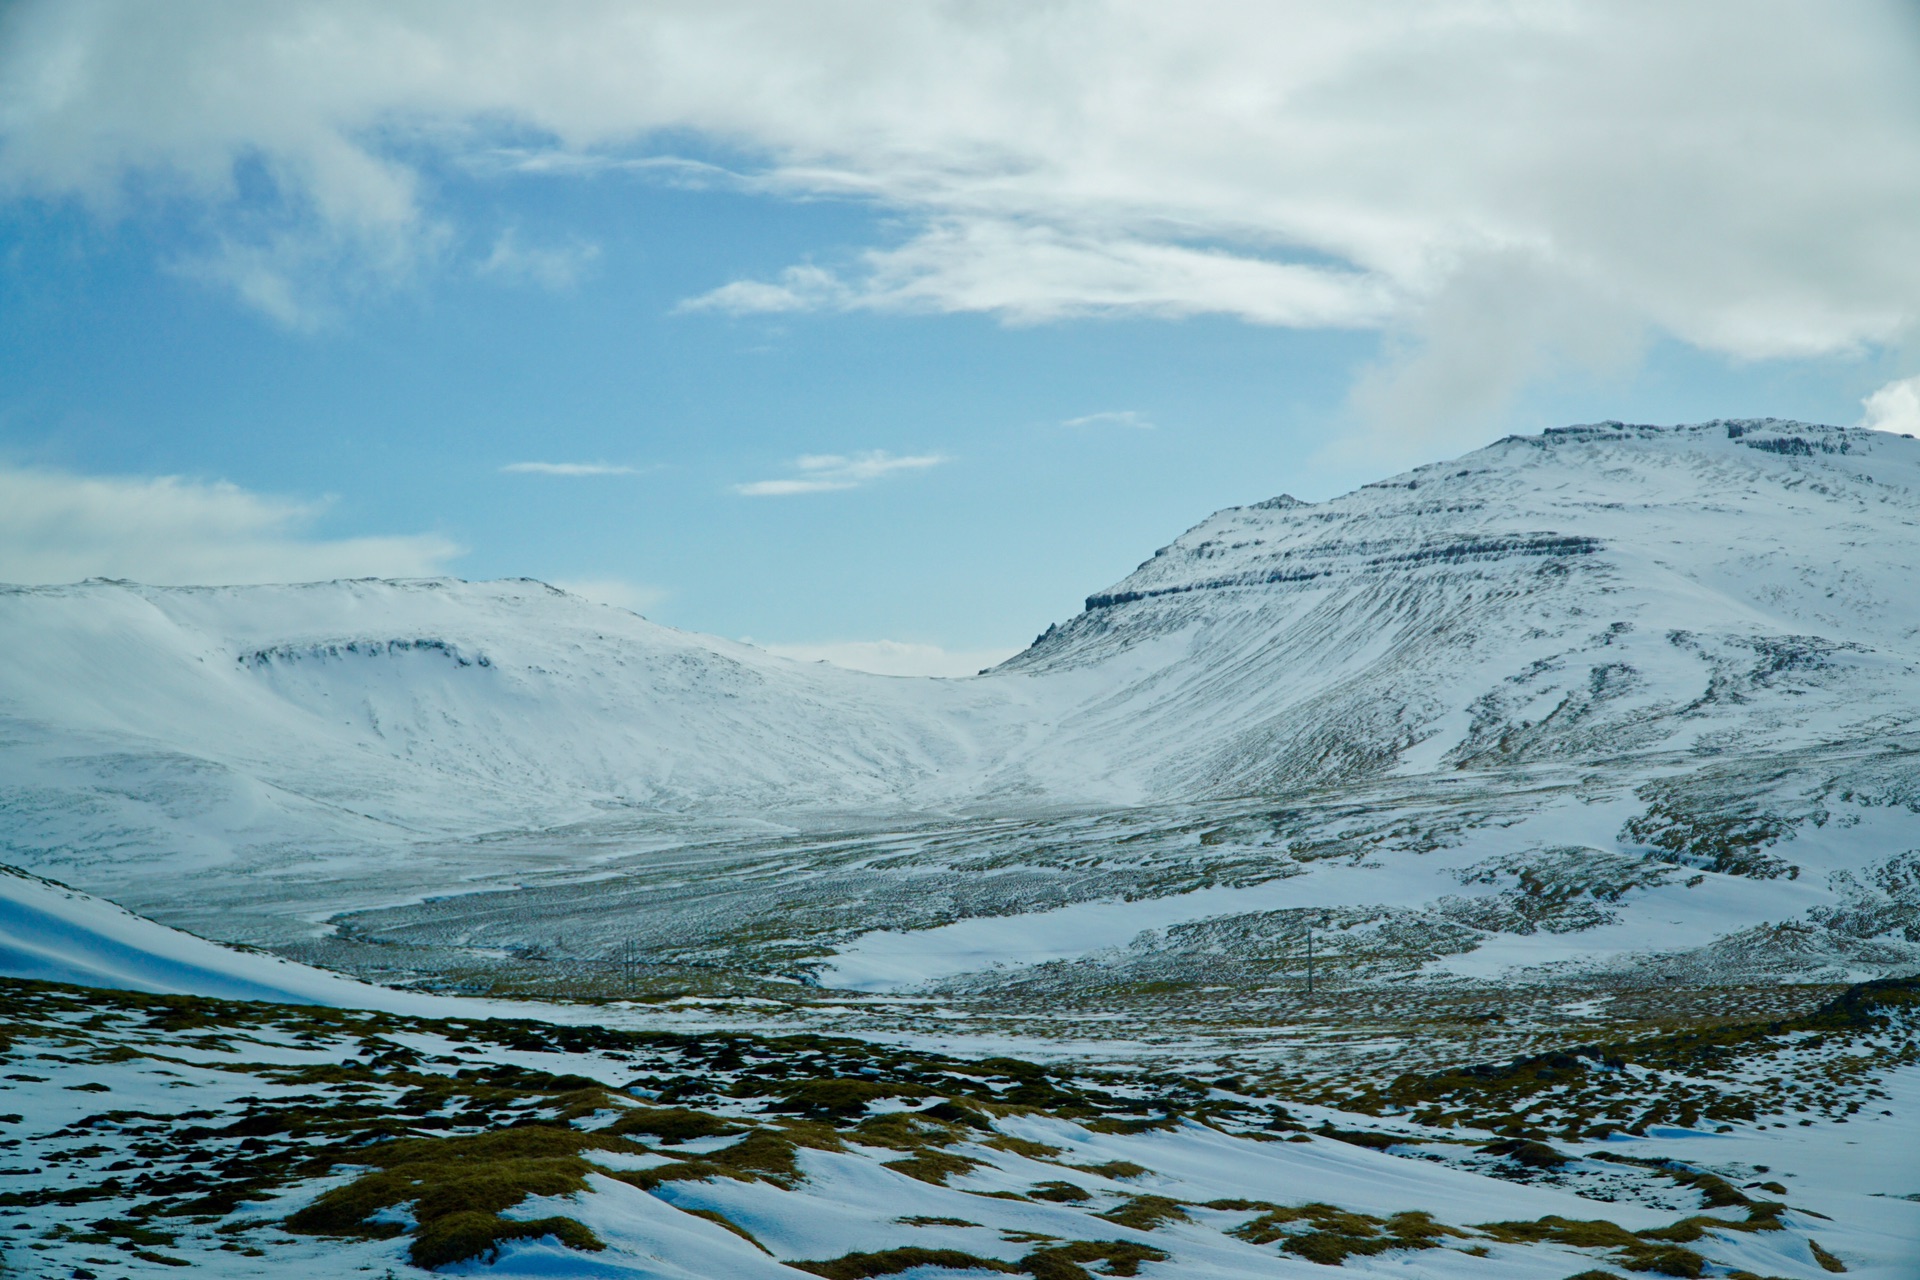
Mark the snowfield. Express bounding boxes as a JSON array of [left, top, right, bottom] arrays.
[[0, 421, 1916, 996], [2, 419, 1919, 1274], [6, 419, 1919, 865], [0, 865, 478, 1013], [2, 966, 1915, 1277], [4, 419, 1920, 1011]]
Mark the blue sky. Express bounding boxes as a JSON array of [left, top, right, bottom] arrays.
[[2, 4, 1917, 672]]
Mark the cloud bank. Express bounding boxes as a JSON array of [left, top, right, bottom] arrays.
[[0, 465, 461, 585], [6, 2, 1920, 426]]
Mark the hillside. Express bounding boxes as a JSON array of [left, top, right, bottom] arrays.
[[998, 418, 1920, 797], [6, 419, 1919, 854], [2, 419, 1918, 1007], [4, 418, 1919, 1275]]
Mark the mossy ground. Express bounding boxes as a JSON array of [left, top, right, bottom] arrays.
[[0, 978, 1238, 1269], [0, 973, 1906, 1274]]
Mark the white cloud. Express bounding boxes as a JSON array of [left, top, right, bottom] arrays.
[[1063, 410, 1152, 430], [733, 450, 948, 497], [682, 226, 1391, 328], [1860, 375, 1920, 435], [552, 577, 666, 615], [171, 237, 328, 331], [500, 461, 647, 476], [474, 150, 743, 188], [477, 229, 600, 290], [680, 264, 848, 315], [0, 465, 461, 585], [7, 3, 1920, 413], [758, 638, 1021, 678], [700, 222, 1395, 329], [1338, 250, 1648, 458]]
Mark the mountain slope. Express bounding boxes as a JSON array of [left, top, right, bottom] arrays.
[[3, 419, 1919, 991], [996, 419, 1920, 799], [0, 576, 1038, 891], [4, 419, 1918, 1277], [0, 865, 460, 1008], [5, 419, 1915, 849]]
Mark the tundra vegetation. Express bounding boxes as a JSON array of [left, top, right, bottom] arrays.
[[0, 974, 1907, 1274]]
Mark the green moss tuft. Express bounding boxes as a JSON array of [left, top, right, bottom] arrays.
[[284, 1126, 634, 1268], [1479, 1137, 1570, 1167], [1623, 1245, 1706, 1277], [792, 1247, 1017, 1278], [1022, 1240, 1168, 1280], [984, 1134, 1063, 1159], [1072, 1160, 1148, 1180], [884, 1150, 982, 1186], [1027, 1180, 1092, 1203], [1096, 1195, 1188, 1231], [1809, 1239, 1847, 1273], [606, 1106, 744, 1144], [854, 1111, 965, 1152], [773, 1078, 924, 1119], [409, 1212, 604, 1270]]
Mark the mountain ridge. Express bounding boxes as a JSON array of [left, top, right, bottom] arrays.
[[5, 418, 1920, 997], [991, 418, 1920, 800], [6, 418, 1918, 822]]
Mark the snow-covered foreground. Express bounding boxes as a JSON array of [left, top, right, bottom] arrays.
[[2, 972, 1914, 1278], [0, 799, 1914, 1277]]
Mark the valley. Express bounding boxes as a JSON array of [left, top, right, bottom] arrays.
[[3, 419, 1918, 1275]]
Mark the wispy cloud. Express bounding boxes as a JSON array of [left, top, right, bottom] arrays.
[[678, 265, 848, 316], [167, 224, 442, 333], [687, 223, 1395, 330], [476, 229, 600, 290], [500, 461, 648, 477], [1062, 410, 1153, 430], [469, 149, 750, 190], [0, 465, 460, 585], [733, 451, 948, 497]]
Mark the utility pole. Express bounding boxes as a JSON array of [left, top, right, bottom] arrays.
[[1305, 915, 1315, 999], [1305, 912, 1328, 1000]]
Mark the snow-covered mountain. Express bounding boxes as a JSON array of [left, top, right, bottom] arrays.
[[3, 418, 1919, 990], [0, 576, 1035, 881], [9, 419, 1918, 832], [7, 419, 1918, 1279], [998, 418, 1920, 798]]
